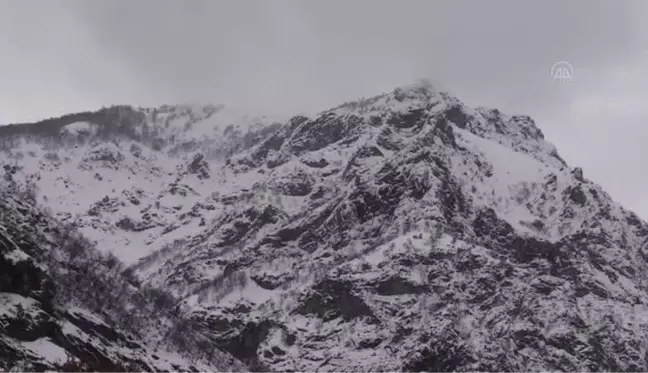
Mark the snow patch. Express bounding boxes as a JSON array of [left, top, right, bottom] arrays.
[[22, 338, 68, 364], [60, 121, 97, 136]]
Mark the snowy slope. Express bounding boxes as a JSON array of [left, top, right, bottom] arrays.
[[1, 104, 283, 265]]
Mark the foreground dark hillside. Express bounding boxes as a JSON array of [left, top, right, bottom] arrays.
[[0, 175, 245, 371]]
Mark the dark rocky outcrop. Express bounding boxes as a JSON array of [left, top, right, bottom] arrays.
[[295, 278, 378, 324], [187, 153, 210, 180], [371, 276, 427, 296], [289, 114, 363, 155]]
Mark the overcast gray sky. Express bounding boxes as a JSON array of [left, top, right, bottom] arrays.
[[2, 0, 648, 219]]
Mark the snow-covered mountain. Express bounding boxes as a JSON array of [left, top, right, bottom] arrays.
[[3, 80, 648, 371]]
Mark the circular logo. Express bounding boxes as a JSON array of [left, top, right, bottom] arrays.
[[551, 61, 574, 82]]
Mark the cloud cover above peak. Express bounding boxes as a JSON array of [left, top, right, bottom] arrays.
[[2, 0, 648, 218]]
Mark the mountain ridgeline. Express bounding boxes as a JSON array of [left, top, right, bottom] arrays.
[[2, 82, 648, 371]]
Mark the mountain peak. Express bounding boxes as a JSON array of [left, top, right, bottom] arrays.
[[323, 78, 442, 116], [393, 78, 438, 98]]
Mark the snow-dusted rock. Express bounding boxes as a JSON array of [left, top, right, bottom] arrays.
[[2, 83, 648, 371]]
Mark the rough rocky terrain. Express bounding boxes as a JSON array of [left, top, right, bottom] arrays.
[[2, 81, 648, 371]]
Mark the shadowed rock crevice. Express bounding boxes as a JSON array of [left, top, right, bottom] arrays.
[[295, 278, 378, 324]]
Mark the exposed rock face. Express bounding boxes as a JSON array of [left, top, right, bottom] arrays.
[[572, 166, 585, 182], [296, 278, 379, 324], [1, 82, 648, 371], [187, 153, 210, 180]]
